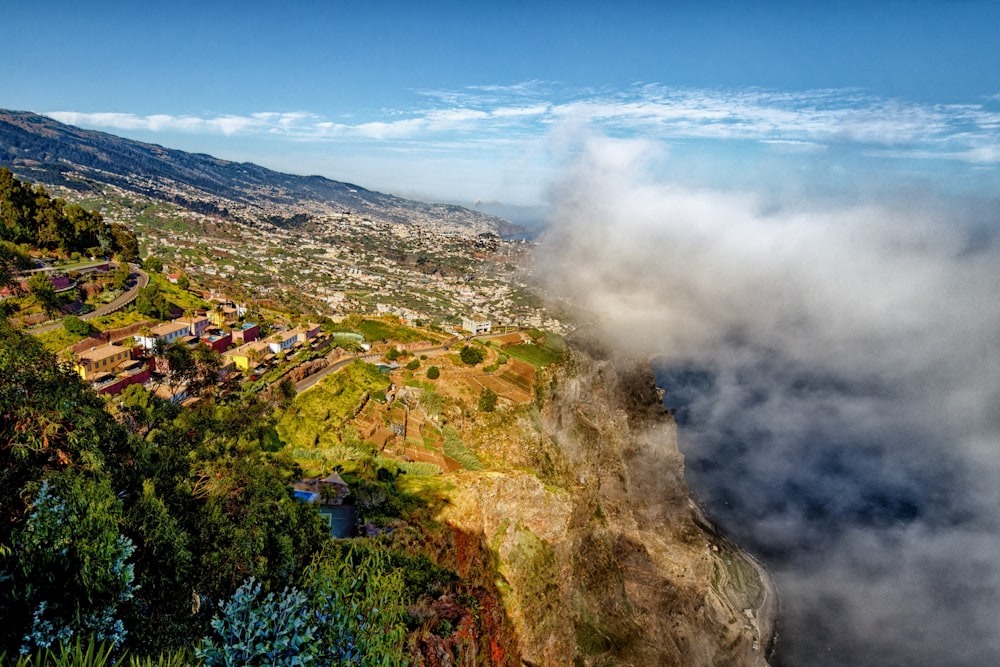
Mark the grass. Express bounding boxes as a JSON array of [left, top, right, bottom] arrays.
[[442, 426, 484, 471], [276, 361, 389, 452], [37, 328, 86, 353], [147, 273, 210, 310], [329, 315, 434, 344], [504, 342, 564, 369], [91, 309, 151, 330]]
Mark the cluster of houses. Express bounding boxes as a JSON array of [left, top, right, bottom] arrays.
[[72, 312, 324, 401], [223, 322, 321, 375]]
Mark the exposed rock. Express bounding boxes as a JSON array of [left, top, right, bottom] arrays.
[[431, 346, 773, 666]]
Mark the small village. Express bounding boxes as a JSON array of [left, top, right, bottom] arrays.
[[50, 179, 567, 334]]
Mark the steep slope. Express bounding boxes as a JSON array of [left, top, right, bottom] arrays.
[[416, 345, 775, 666], [0, 110, 519, 235]]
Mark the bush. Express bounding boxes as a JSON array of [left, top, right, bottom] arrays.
[[141, 257, 163, 273], [198, 546, 408, 667], [63, 316, 96, 337], [405, 359, 420, 371], [478, 388, 498, 413], [197, 579, 328, 666], [426, 366, 440, 380], [459, 345, 484, 365]]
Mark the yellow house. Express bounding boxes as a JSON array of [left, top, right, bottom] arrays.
[[75, 344, 132, 380], [224, 340, 270, 372]]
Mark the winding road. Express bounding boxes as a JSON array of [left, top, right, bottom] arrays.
[[28, 264, 149, 336]]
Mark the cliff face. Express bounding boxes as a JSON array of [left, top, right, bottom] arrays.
[[427, 348, 773, 666]]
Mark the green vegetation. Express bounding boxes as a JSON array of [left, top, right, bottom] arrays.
[[275, 361, 389, 454], [141, 256, 163, 273], [0, 320, 328, 658], [328, 315, 428, 344], [0, 169, 138, 261], [503, 331, 567, 369], [145, 274, 208, 310], [0, 636, 194, 666], [426, 365, 440, 380], [459, 344, 485, 365], [442, 426, 484, 471], [90, 310, 150, 331], [198, 545, 407, 666], [478, 387, 498, 413], [63, 315, 96, 337]]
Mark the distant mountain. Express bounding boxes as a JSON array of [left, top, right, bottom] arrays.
[[0, 110, 520, 236]]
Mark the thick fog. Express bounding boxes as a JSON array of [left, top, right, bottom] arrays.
[[535, 135, 1000, 666]]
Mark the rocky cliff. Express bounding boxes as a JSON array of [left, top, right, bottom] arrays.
[[410, 345, 774, 666]]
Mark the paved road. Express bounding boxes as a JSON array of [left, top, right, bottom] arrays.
[[28, 264, 149, 336]]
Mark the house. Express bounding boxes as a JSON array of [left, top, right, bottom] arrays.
[[185, 315, 211, 337], [224, 340, 271, 371], [93, 360, 151, 396], [74, 344, 132, 380], [267, 330, 299, 354], [461, 314, 492, 335], [136, 321, 190, 350], [295, 323, 322, 343], [202, 330, 233, 353], [293, 472, 355, 538], [231, 322, 259, 344]]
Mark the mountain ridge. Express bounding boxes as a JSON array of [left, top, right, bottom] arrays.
[[0, 109, 520, 236]]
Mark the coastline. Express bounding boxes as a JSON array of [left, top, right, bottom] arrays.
[[689, 495, 780, 664]]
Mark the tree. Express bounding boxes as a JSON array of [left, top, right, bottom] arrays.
[[112, 262, 130, 290], [9, 473, 137, 653], [27, 272, 60, 318], [136, 283, 170, 319], [118, 384, 176, 438], [164, 341, 194, 389], [276, 376, 297, 408], [0, 241, 31, 316], [176, 273, 190, 291], [189, 342, 222, 396], [459, 344, 484, 365], [426, 365, 440, 380], [0, 320, 139, 654], [478, 387, 498, 413], [63, 315, 95, 337], [385, 347, 400, 362], [141, 256, 163, 273]]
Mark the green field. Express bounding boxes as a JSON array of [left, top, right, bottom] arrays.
[[503, 332, 567, 368], [276, 360, 389, 453]]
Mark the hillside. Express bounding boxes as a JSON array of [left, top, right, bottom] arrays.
[[0, 110, 521, 236]]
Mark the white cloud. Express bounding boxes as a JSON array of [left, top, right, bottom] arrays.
[[47, 83, 1000, 167]]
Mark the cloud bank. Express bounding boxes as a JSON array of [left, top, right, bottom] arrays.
[[535, 135, 1000, 666]]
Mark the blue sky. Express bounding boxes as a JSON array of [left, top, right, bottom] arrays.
[[3, 1, 1000, 206]]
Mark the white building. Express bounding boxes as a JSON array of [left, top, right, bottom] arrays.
[[136, 321, 191, 350], [461, 315, 492, 335]]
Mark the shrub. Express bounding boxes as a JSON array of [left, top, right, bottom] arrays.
[[63, 316, 96, 337], [478, 388, 498, 413], [426, 366, 440, 380], [405, 359, 420, 371], [459, 345, 484, 365], [198, 546, 409, 667]]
